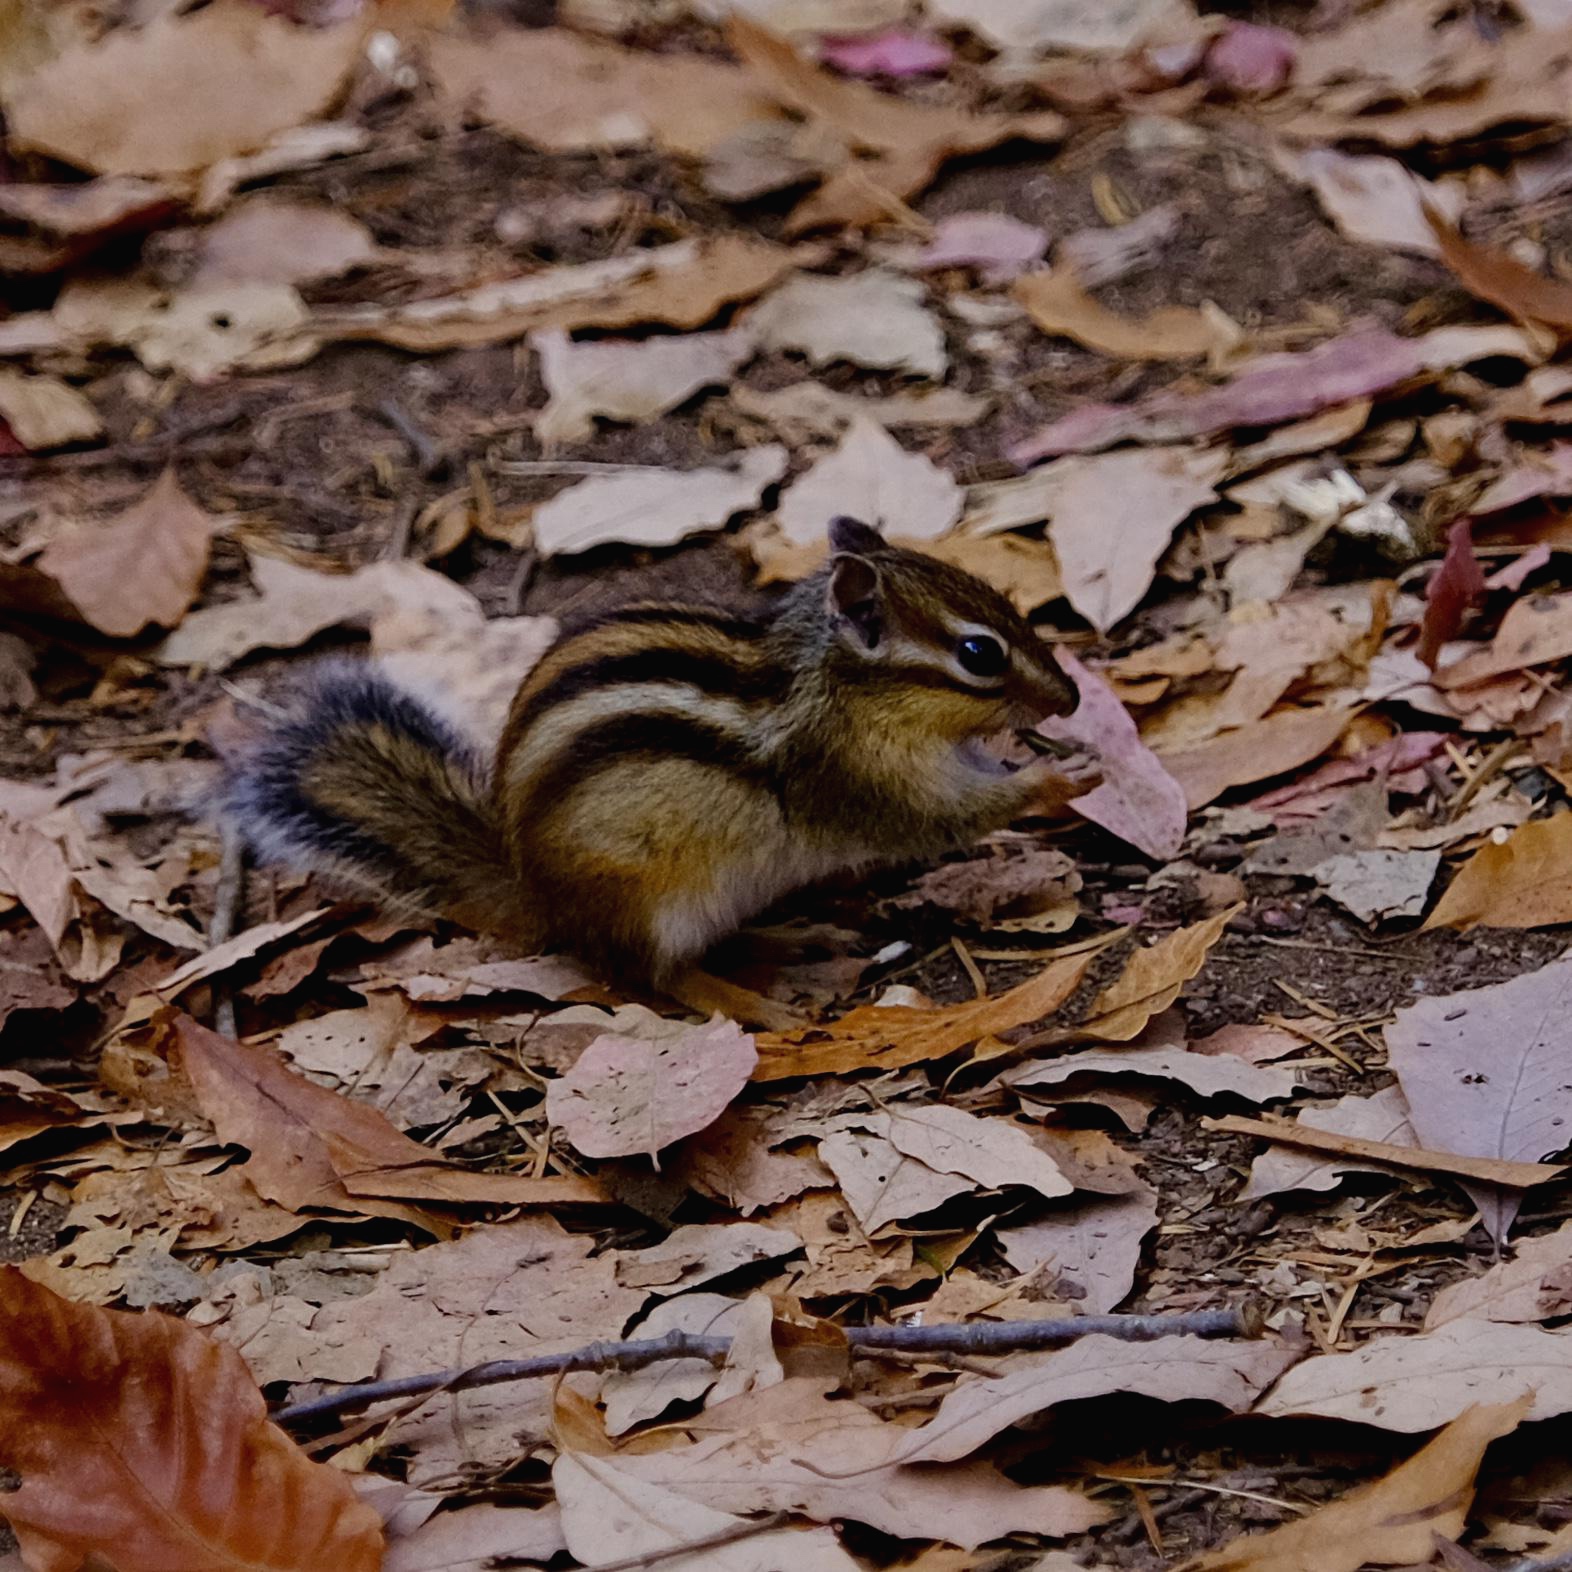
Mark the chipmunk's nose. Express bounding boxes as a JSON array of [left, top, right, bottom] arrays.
[[1019, 649, 1079, 720]]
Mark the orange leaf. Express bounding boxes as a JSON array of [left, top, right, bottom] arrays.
[[0, 1267, 382, 1572], [1426, 203, 1572, 332], [1425, 811, 1572, 931], [751, 947, 1095, 1081]]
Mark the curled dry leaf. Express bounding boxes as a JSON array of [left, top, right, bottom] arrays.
[[752, 945, 1095, 1080], [1280, 147, 1463, 257], [1038, 650, 1188, 859], [1015, 267, 1238, 362], [1419, 518, 1486, 668], [29, 468, 216, 638], [820, 1125, 973, 1231], [1425, 811, 1572, 931], [546, 1015, 757, 1160], [602, 1293, 750, 1435], [1386, 958, 1572, 1242], [1426, 1218, 1572, 1330], [915, 210, 1049, 284], [614, 1221, 802, 1294], [531, 445, 788, 557], [1003, 1044, 1298, 1105], [1427, 203, 1572, 331], [0, 1267, 383, 1572], [1239, 1084, 1416, 1201], [533, 325, 757, 446], [1436, 589, 1572, 688], [1158, 705, 1353, 811], [997, 1184, 1159, 1314], [1177, 1400, 1529, 1571], [5, 4, 368, 177], [775, 417, 961, 545], [751, 269, 948, 377]]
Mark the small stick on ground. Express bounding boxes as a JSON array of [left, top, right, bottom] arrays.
[[272, 1304, 1258, 1426], [209, 824, 245, 1039], [377, 396, 446, 477]]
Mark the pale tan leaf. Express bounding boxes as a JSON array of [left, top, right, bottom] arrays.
[[750, 270, 948, 377], [1003, 1045, 1298, 1104], [0, 368, 100, 450], [602, 1294, 749, 1436], [1425, 813, 1572, 931], [776, 417, 962, 545], [615, 1221, 802, 1294], [1427, 1219, 1572, 1329], [996, 1185, 1159, 1314], [1073, 907, 1238, 1042], [191, 197, 379, 287], [6, 4, 368, 178], [1015, 267, 1239, 362], [383, 1503, 566, 1572], [820, 1126, 973, 1232], [881, 1103, 1073, 1200], [928, 0, 1201, 52], [1239, 1084, 1416, 1201], [1158, 706, 1353, 811]]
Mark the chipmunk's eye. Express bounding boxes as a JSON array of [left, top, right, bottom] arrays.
[[956, 634, 1008, 678]]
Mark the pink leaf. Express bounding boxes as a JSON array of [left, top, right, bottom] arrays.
[[819, 29, 953, 77], [1009, 326, 1427, 464], [1205, 21, 1297, 95], [1249, 732, 1449, 819], [1038, 650, 1188, 861], [916, 211, 1049, 285], [1419, 518, 1487, 668], [1485, 543, 1552, 593]]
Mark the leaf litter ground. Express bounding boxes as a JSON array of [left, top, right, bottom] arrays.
[[15, 4, 1572, 1570]]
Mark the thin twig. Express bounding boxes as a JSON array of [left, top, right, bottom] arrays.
[[209, 824, 245, 1039], [377, 397, 446, 477], [578, 1511, 791, 1572], [506, 548, 540, 614], [272, 1306, 1258, 1426]]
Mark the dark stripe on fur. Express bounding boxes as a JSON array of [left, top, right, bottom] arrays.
[[573, 604, 771, 641], [516, 646, 793, 727]]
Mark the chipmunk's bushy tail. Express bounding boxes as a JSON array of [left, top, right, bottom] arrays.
[[220, 660, 516, 933]]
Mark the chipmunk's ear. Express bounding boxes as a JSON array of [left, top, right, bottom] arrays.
[[827, 522, 883, 651], [828, 516, 885, 557]]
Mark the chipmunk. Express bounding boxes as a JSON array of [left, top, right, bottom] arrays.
[[222, 517, 1097, 1027]]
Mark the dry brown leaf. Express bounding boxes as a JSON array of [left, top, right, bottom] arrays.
[[996, 1184, 1159, 1314], [0, 1267, 383, 1571], [1427, 204, 1572, 332], [615, 1221, 802, 1294], [6, 3, 368, 178], [1259, 1325, 1562, 1431], [1070, 907, 1237, 1042], [1387, 958, 1572, 1242], [752, 947, 1094, 1080], [382, 1502, 566, 1572], [328, 234, 804, 352], [1177, 1400, 1529, 1571], [1425, 812, 1572, 931], [157, 552, 479, 670], [172, 1013, 606, 1219], [1158, 706, 1353, 811], [751, 269, 947, 377], [603, 1376, 1111, 1547], [0, 368, 101, 450], [546, 1015, 756, 1160], [1005, 1044, 1298, 1105], [1437, 590, 1572, 688], [1279, 147, 1463, 257], [820, 1125, 973, 1231], [155, 908, 332, 997], [190, 196, 379, 288], [930, 0, 1201, 51], [428, 25, 779, 158], [776, 417, 961, 544], [533, 326, 756, 446], [33, 469, 216, 638], [1015, 267, 1238, 361], [602, 1293, 750, 1435], [1238, 1084, 1415, 1200], [1426, 1219, 1572, 1329], [1207, 1113, 1567, 1191]]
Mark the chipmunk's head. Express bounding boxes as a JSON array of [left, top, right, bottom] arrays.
[[820, 516, 1078, 776]]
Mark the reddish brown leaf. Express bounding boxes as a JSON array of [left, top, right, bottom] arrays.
[[0, 1267, 383, 1572], [1427, 203, 1572, 331], [1425, 812, 1572, 931], [1419, 517, 1486, 668]]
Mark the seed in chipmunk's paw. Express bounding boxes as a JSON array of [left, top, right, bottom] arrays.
[[1018, 730, 1077, 760]]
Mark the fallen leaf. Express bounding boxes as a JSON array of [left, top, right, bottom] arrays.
[[1387, 958, 1572, 1242], [0, 368, 101, 450], [428, 25, 778, 157], [1425, 813, 1572, 931], [1159, 706, 1352, 811], [1056, 203, 1180, 287], [5, 4, 368, 178], [602, 1293, 750, 1435], [1205, 19, 1297, 94], [1315, 848, 1440, 924], [732, 380, 988, 440], [1239, 1085, 1416, 1200], [1280, 147, 1463, 256], [1015, 267, 1238, 362], [674, 1105, 833, 1215], [32, 469, 216, 638], [1420, 518, 1486, 668], [382, 1502, 567, 1572], [1258, 1323, 1564, 1431], [752, 947, 1094, 1080], [1178, 1400, 1529, 1570], [156, 552, 480, 669], [1208, 1113, 1565, 1192], [915, 211, 1049, 284], [929, 0, 1201, 53], [1003, 1044, 1298, 1104], [614, 1221, 802, 1293], [1426, 1219, 1572, 1329], [1010, 326, 1429, 463], [155, 908, 332, 996], [776, 417, 961, 545], [531, 445, 787, 557], [546, 1016, 757, 1160], [820, 1125, 974, 1231], [555, 1451, 863, 1571], [328, 234, 804, 352], [820, 28, 954, 76], [893, 844, 1080, 923], [533, 326, 756, 445], [997, 1184, 1159, 1313], [886, 1332, 1298, 1466], [1437, 590, 1572, 688], [1428, 204, 1572, 331], [1038, 650, 1188, 858], [605, 1376, 1110, 1547], [751, 269, 948, 377], [1067, 908, 1237, 1043], [173, 1013, 605, 1219], [0, 1267, 383, 1571], [190, 196, 379, 287]]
